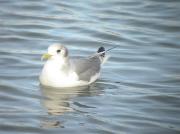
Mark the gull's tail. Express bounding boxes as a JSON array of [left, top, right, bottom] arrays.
[[97, 46, 117, 64]]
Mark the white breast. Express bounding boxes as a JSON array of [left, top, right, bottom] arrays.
[[40, 60, 92, 87]]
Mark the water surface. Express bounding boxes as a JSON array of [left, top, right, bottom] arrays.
[[0, 0, 180, 133]]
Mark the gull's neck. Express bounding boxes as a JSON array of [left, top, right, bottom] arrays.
[[46, 56, 70, 72]]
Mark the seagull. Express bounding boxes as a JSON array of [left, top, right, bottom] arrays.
[[40, 43, 115, 88]]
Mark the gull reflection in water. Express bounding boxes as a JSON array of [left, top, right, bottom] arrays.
[[40, 82, 105, 116], [39, 81, 108, 128]]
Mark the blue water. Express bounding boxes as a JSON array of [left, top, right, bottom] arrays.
[[0, 0, 180, 133]]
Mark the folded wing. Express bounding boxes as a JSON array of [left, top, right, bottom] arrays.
[[70, 56, 101, 82]]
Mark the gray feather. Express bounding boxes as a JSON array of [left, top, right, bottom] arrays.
[[70, 56, 101, 81]]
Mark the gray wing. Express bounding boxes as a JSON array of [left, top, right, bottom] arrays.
[[70, 56, 101, 81]]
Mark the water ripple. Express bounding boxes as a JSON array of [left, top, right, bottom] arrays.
[[0, 0, 180, 133]]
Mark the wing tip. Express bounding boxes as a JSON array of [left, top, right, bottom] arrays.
[[97, 47, 105, 57]]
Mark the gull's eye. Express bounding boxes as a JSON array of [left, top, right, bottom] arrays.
[[57, 49, 61, 53]]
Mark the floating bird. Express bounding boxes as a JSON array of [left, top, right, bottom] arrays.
[[40, 43, 115, 88]]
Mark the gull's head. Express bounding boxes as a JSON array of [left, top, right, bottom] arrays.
[[41, 43, 68, 61]]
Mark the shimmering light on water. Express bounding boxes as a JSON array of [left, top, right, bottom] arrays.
[[0, 0, 180, 133]]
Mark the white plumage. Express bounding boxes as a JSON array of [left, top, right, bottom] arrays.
[[39, 43, 109, 88]]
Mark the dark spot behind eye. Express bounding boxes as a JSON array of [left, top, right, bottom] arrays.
[[57, 50, 61, 53]]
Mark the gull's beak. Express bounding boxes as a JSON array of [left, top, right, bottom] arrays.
[[41, 53, 52, 61]]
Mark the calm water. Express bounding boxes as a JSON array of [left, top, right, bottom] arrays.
[[0, 0, 180, 133]]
